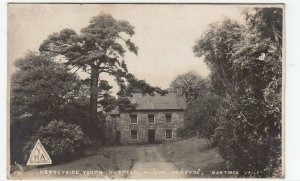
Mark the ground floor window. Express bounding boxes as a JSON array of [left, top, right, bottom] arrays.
[[165, 129, 173, 139], [131, 130, 138, 140]]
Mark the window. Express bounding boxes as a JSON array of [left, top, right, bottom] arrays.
[[165, 130, 173, 139], [131, 130, 138, 140], [166, 114, 172, 122], [148, 114, 155, 123], [130, 114, 138, 124]]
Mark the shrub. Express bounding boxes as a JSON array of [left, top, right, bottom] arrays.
[[23, 120, 91, 164], [176, 127, 196, 139], [211, 96, 282, 177]]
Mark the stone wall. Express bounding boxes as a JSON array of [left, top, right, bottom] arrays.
[[105, 114, 119, 144], [105, 110, 185, 144]]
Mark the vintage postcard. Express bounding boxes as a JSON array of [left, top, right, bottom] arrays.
[[8, 3, 284, 179]]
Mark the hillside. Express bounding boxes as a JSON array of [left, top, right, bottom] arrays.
[[158, 137, 230, 178]]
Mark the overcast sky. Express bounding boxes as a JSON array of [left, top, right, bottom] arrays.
[[8, 4, 248, 91]]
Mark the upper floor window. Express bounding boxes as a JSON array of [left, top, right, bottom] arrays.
[[148, 114, 155, 124], [130, 114, 138, 124], [131, 130, 138, 140], [165, 129, 173, 139], [166, 113, 172, 122]]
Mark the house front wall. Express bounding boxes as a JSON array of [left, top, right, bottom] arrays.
[[115, 110, 184, 144]]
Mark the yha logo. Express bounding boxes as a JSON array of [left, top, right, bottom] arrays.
[[26, 139, 52, 166]]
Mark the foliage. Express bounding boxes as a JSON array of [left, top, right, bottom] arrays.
[[184, 90, 219, 146], [39, 13, 163, 139], [193, 8, 282, 177], [170, 71, 209, 98], [194, 19, 244, 96], [39, 13, 139, 138], [59, 96, 90, 131], [245, 8, 282, 48], [118, 73, 168, 97], [170, 71, 218, 145], [11, 52, 80, 126], [10, 52, 83, 164], [23, 120, 91, 164]]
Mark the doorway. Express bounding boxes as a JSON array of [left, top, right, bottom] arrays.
[[148, 130, 155, 143]]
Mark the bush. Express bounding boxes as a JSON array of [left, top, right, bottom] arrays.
[[23, 120, 91, 164], [211, 96, 282, 177], [176, 127, 197, 139]]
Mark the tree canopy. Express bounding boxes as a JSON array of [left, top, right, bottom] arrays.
[[170, 71, 209, 99], [170, 71, 218, 145], [10, 52, 84, 164], [11, 52, 80, 127], [39, 13, 163, 139], [193, 8, 282, 177]]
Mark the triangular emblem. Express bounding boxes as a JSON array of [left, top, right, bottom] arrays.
[[26, 139, 52, 166]]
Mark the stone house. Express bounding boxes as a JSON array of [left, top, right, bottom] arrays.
[[105, 92, 186, 144]]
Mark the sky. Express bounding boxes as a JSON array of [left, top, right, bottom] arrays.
[[8, 4, 247, 91]]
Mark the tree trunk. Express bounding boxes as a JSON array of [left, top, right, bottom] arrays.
[[90, 66, 99, 139]]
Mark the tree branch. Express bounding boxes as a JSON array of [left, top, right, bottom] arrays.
[[72, 66, 81, 75]]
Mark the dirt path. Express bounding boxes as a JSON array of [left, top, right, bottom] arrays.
[[11, 144, 184, 179], [128, 145, 184, 178]]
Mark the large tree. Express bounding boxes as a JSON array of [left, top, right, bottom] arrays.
[[10, 52, 81, 163], [170, 72, 218, 144], [193, 8, 282, 177], [170, 71, 210, 99], [39, 13, 140, 139], [11, 52, 80, 129]]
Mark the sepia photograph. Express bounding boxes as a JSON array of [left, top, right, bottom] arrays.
[[7, 3, 284, 179]]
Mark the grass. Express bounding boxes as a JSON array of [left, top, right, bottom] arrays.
[[10, 145, 138, 179], [11, 138, 232, 179], [158, 137, 227, 178]]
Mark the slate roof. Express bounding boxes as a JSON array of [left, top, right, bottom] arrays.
[[128, 93, 186, 110]]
